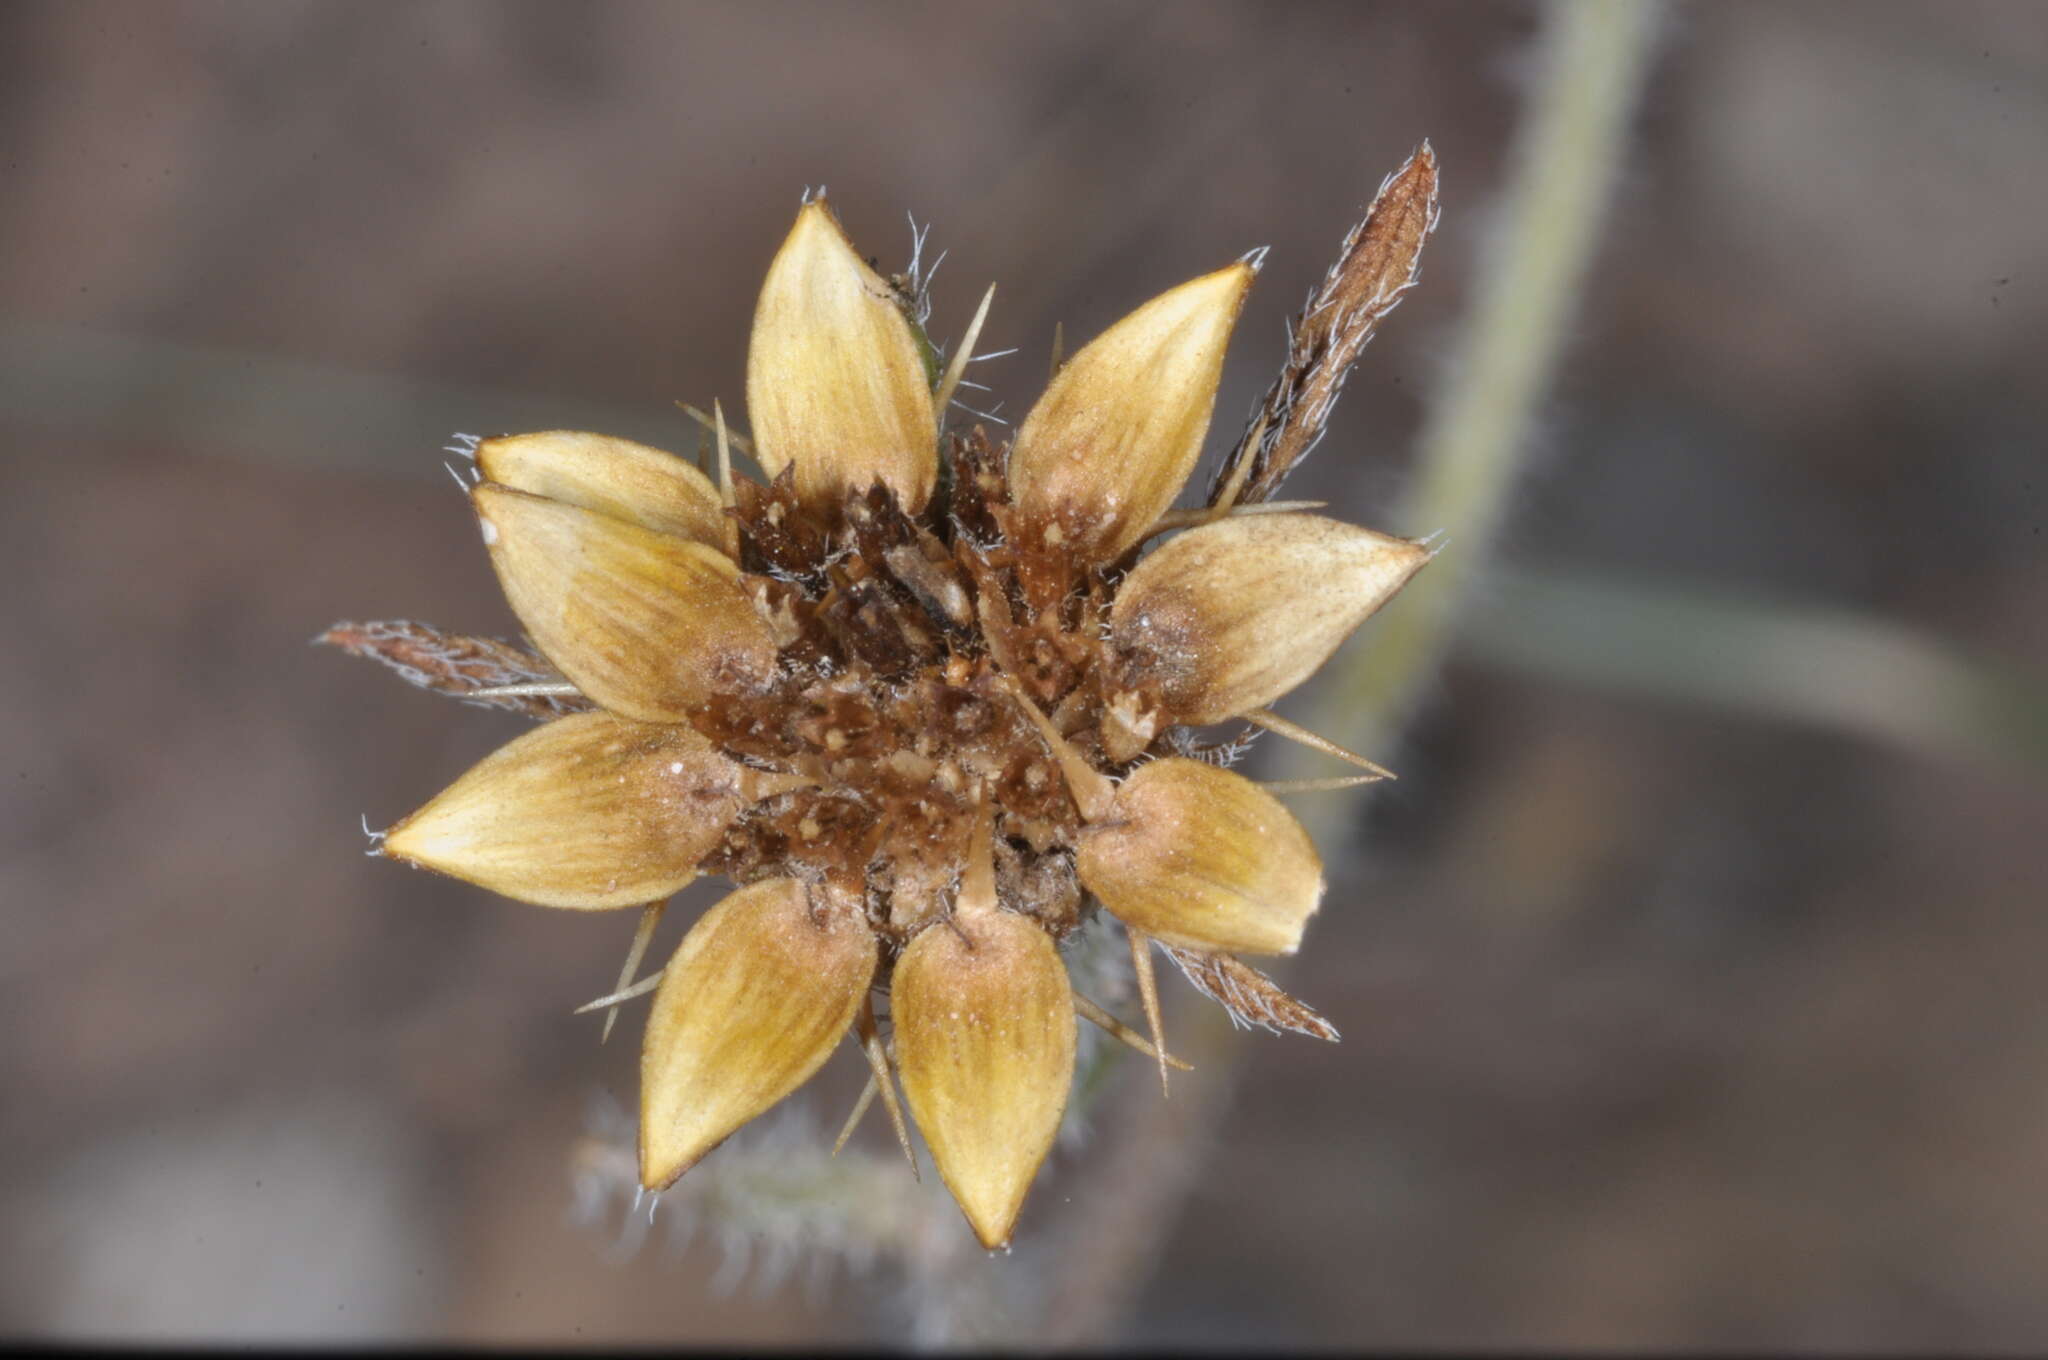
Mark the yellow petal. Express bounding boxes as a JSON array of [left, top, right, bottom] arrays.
[[745, 198, 937, 515], [1009, 263, 1252, 563], [476, 431, 727, 549], [382, 711, 744, 909], [474, 483, 776, 723], [1108, 513, 1431, 724], [1076, 758, 1323, 955], [893, 910, 1075, 1249], [640, 879, 876, 1188]]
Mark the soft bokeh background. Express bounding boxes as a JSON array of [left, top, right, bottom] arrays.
[[4, 0, 2046, 1348]]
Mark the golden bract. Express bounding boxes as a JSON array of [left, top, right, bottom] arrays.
[[348, 178, 1436, 1250]]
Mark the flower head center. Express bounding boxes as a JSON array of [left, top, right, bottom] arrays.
[[692, 432, 1123, 946]]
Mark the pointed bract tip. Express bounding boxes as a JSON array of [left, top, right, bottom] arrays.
[[471, 483, 774, 722], [748, 190, 938, 514], [893, 912, 1074, 1252], [1077, 759, 1323, 956], [1007, 260, 1254, 563], [378, 711, 744, 909], [1108, 513, 1432, 725], [640, 879, 876, 1191]]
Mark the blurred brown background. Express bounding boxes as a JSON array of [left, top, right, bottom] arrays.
[[4, 0, 2046, 1348]]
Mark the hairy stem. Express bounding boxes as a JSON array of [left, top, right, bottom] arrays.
[[1286, 0, 1664, 828], [1021, 1, 1667, 1343]]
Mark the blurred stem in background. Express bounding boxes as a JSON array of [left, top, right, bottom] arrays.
[[1016, 2, 1666, 1345], [1284, 0, 1666, 827], [1472, 567, 2048, 775]]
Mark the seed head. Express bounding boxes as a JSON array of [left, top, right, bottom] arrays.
[[328, 150, 1441, 1250]]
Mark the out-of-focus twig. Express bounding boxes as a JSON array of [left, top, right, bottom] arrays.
[[1467, 567, 2048, 774]]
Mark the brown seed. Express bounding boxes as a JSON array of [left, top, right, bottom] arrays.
[[1007, 264, 1253, 564], [382, 711, 745, 909], [746, 198, 938, 515], [640, 878, 876, 1189], [894, 909, 1075, 1249], [474, 484, 777, 723], [1076, 757, 1324, 955], [1108, 512, 1430, 724]]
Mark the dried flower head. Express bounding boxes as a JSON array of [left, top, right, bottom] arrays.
[[326, 148, 1439, 1249]]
